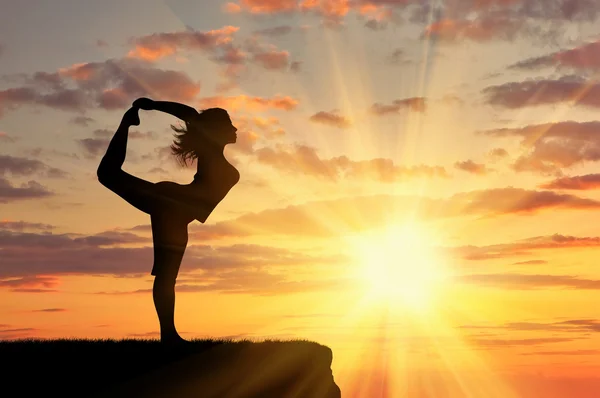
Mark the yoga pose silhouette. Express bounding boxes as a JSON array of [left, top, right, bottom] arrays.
[[97, 98, 239, 345]]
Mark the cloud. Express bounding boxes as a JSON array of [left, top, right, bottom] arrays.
[[252, 25, 294, 37], [480, 121, 600, 174], [469, 337, 577, 348], [482, 76, 600, 109], [252, 49, 291, 70], [456, 233, 600, 261], [0, 178, 53, 203], [488, 147, 509, 160], [512, 259, 548, 265], [0, 131, 17, 143], [386, 48, 410, 65], [309, 111, 351, 129], [229, 0, 409, 27], [0, 58, 201, 117], [462, 318, 600, 333], [70, 116, 95, 127], [254, 143, 448, 182], [199, 94, 298, 111], [521, 349, 600, 356], [460, 273, 600, 290], [539, 174, 600, 190], [77, 138, 109, 159], [370, 97, 427, 115], [421, 0, 600, 43], [454, 160, 492, 175], [0, 327, 40, 340], [0, 227, 346, 283], [32, 308, 67, 313]]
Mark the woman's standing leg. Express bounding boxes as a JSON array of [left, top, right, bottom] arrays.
[[153, 274, 182, 342]]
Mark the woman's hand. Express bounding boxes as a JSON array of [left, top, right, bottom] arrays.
[[121, 107, 140, 127], [132, 97, 155, 110]]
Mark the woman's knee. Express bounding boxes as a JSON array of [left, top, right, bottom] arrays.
[[154, 274, 177, 289]]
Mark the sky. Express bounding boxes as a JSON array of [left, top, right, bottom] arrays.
[[3, 0, 600, 396]]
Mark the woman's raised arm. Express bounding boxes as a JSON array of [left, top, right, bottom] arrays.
[[133, 98, 199, 123]]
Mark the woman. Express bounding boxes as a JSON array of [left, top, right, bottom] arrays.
[[97, 98, 239, 345]]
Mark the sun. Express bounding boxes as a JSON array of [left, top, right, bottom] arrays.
[[347, 222, 451, 310]]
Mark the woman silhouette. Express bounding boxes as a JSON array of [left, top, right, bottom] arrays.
[[97, 98, 239, 345]]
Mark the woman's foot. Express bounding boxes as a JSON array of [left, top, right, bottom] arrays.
[[161, 334, 191, 347]]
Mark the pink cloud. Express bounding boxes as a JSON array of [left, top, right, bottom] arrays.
[[127, 26, 240, 61], [539, 174, 600, 190], [199, 94, 299, 111]]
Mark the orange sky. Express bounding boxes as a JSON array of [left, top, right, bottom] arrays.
[[3, 0, 600, 396]]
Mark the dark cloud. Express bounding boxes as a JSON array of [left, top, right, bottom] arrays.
[[32, 308, 67, 313], [482, 76, 600, 109], [0, 220, 55, 232], [386, 48, 409, 65], [0, 228, 345, 283], [0, 178, 53, 203], [77, 138, 109, 159], [510, 40, 600, 71], [0, 155, 68, 179], [0, 327, 40, 339]]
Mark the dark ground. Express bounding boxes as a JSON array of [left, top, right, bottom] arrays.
[[1, 338, 341, 397]]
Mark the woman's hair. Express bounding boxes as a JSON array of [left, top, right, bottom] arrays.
[[170, 108, 230, 167]]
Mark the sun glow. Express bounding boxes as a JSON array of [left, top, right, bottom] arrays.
[[347, 222, 452, 309]]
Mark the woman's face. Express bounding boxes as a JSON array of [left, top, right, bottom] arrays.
[[200, 110, 237, 146]]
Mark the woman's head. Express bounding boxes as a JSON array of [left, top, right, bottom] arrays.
[[170, 107, 237, 166]]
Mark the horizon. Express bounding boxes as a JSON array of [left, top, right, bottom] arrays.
[[2, 1, 600, 396]]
